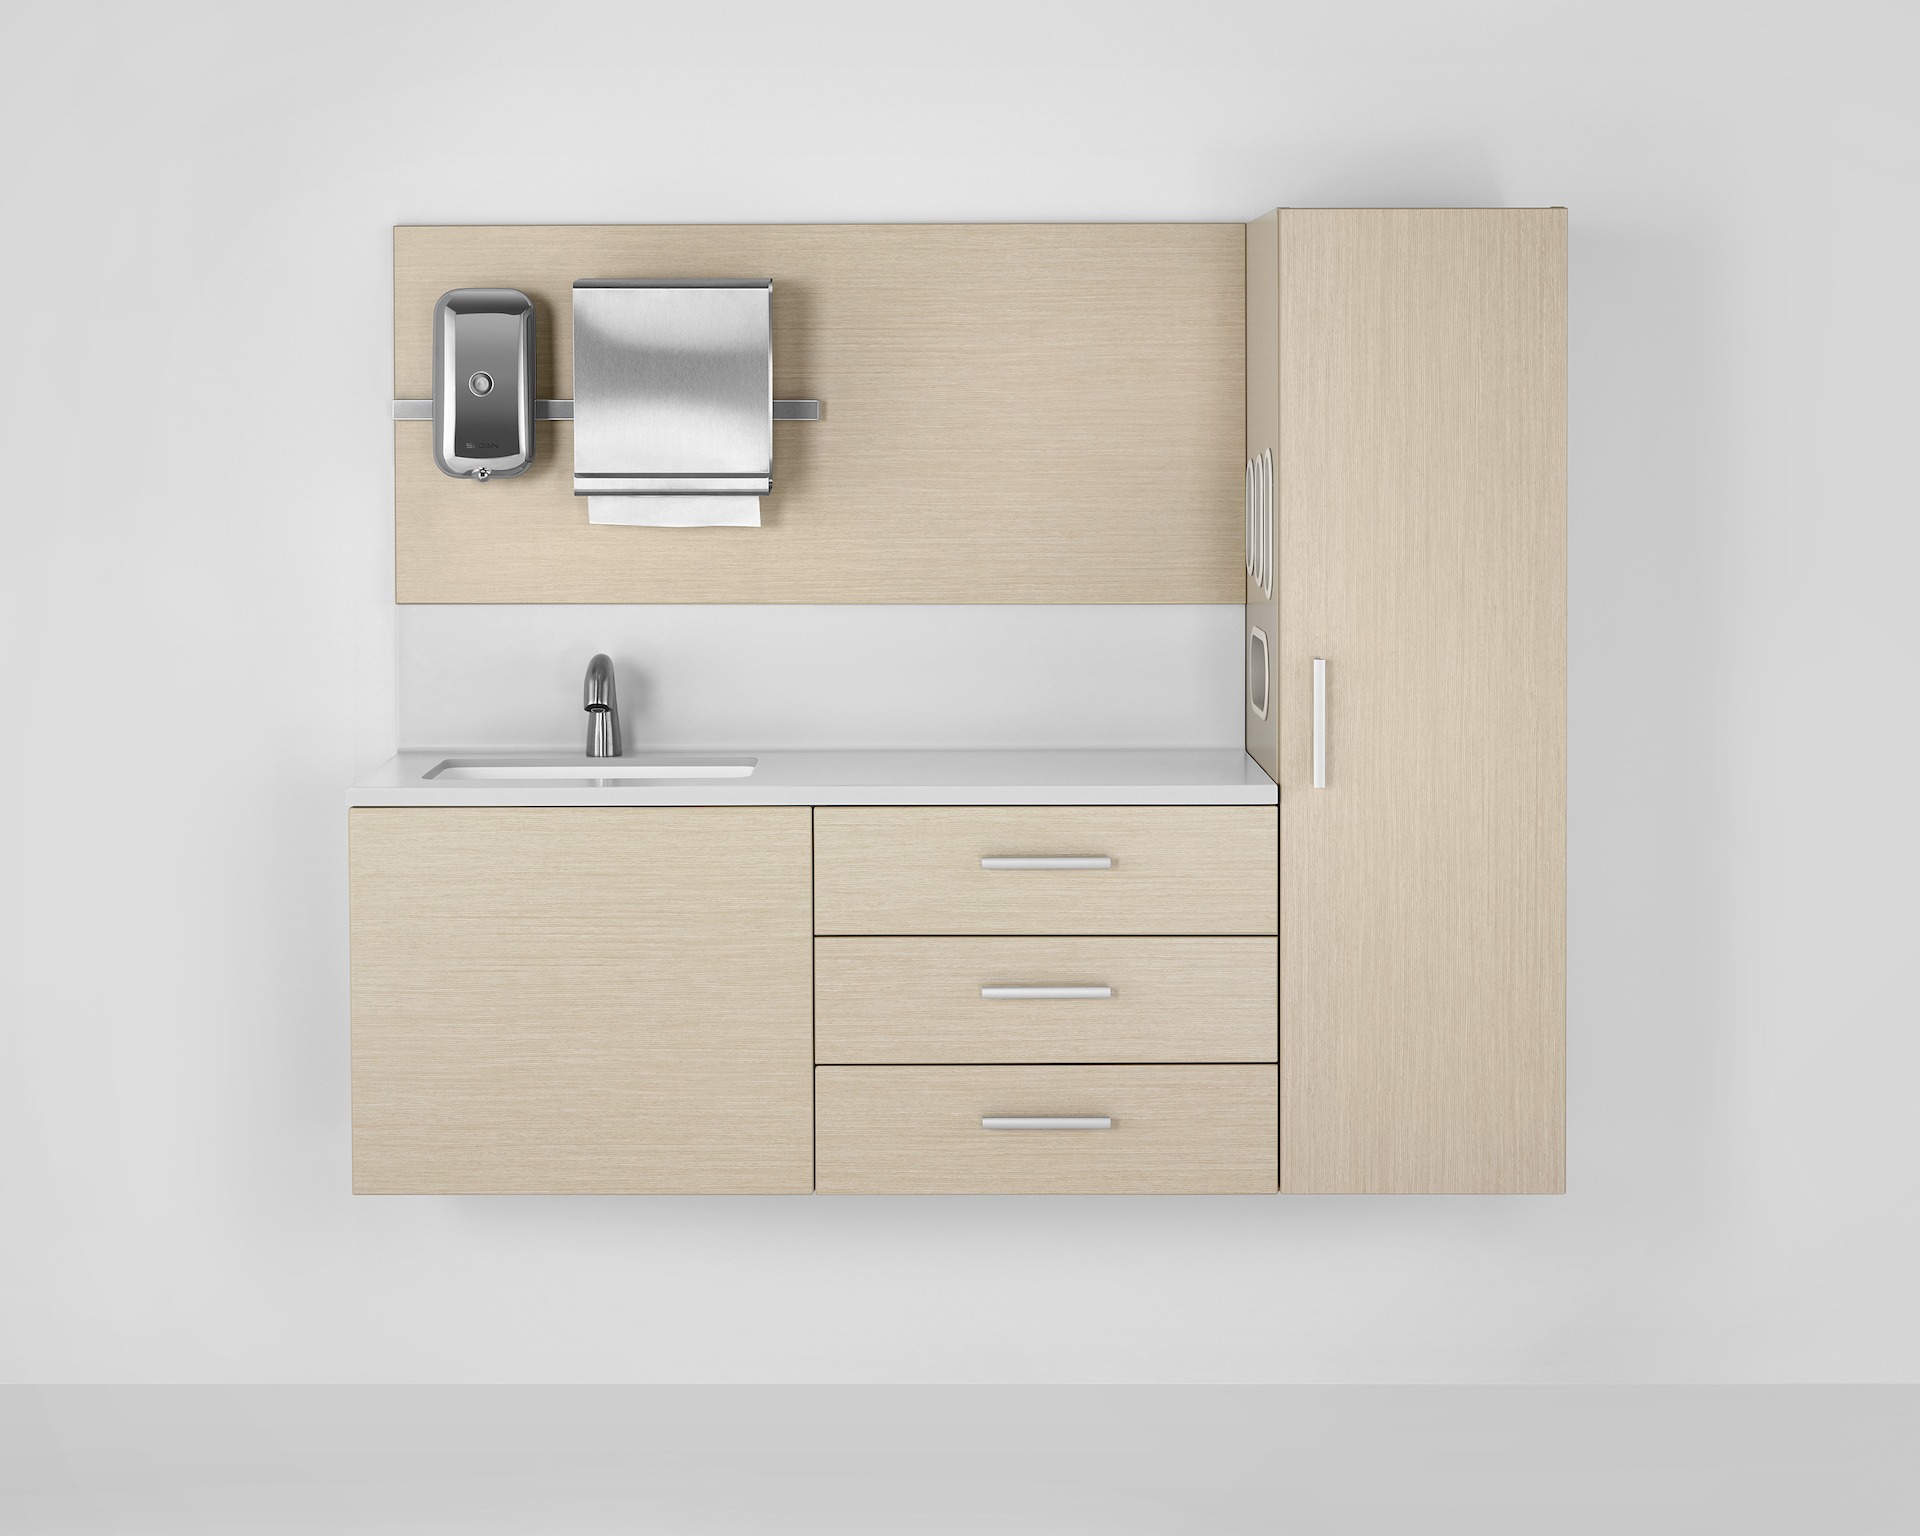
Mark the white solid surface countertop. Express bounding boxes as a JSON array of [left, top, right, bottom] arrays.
[[350, 749, 1279, 807]]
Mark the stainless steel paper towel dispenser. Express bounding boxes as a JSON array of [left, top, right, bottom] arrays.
[[431, 289, 536, 480], [571, 280, 774, 498]]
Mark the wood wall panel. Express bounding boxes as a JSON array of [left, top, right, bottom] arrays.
[[393, 224, 1245, 603]]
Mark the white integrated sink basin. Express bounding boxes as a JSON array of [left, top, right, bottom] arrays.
[[426, 755, 757, 784]]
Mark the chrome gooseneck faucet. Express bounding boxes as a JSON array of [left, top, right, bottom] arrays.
[[583, 654, 621, 758]]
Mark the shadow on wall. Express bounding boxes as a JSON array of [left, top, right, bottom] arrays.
[[1219, 147, 1509, 208], [1561, 218, 1737, 1213], [1237, 172, 1740, 1223], [1173, 164, 1742, 1244]]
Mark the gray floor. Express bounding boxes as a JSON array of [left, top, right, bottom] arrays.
[[3, 1386, 1915, 1533]]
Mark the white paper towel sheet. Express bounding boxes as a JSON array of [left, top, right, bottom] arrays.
[[587, 497, 761, 527]]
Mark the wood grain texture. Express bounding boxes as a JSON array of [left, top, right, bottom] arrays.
[[349, 808, 813, 1193], [1244, 209, 1281, 780], [393, 223, 1245, 603], [1275, 209, 1567, 1194], [812, 807, 1278, 936], [815, 1065, 1277, 1193], [814, 937, 1277, 1064]]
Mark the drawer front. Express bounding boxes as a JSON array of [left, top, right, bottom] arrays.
[[812, 807, 1278, 935], [815, 1065, 1278, 1193], [815, 937, 1277, 1064]]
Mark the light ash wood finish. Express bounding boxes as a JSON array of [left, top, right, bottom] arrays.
[[393, 224, 1245, 604], [815, 1066, 1277, 1193], [814, 938, 1277, 1064], [812, 807, 1278, 936], [1244, 209, 1281, 781], [349, 808, 813, 1193], [1275, 209, 1567, 1194]]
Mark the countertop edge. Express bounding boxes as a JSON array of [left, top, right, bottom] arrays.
[[347, 749, 1281, 808], [346, 786, 1280, 808]]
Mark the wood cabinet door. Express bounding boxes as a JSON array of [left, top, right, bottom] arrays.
[[350, 807, 813, 1193], [1278, 209, 1567, 1193]]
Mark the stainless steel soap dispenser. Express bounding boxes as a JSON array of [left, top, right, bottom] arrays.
[[431, 288, 536, 480]]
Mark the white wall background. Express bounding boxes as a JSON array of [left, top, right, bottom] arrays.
[[395, 605, 1244, 751], [2, 0, 1916, 1383]]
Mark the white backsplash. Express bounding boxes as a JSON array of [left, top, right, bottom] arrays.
[[396, 605, 1245, 752]]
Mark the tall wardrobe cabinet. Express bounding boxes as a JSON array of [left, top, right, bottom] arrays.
[[1246, 208, 1568, 1194]]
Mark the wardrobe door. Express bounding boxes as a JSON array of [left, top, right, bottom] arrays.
[[1278, 209, 1566, 1193]]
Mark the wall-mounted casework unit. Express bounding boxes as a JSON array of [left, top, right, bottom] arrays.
[[356, 209, 1566, 1196]]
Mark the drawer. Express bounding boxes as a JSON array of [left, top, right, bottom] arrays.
[[812, 807, 1278, 935], [815, 937, 1277, 1064], [815, 1065, 1278, 1193]]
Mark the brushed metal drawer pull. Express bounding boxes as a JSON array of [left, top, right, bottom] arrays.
[[980, 986, 1112, 1000], [980, 1116, 1113, 1131], [979, 856, 1112, 870]]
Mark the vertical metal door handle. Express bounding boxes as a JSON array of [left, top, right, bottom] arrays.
[[1312, 658, 1327, 789]]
